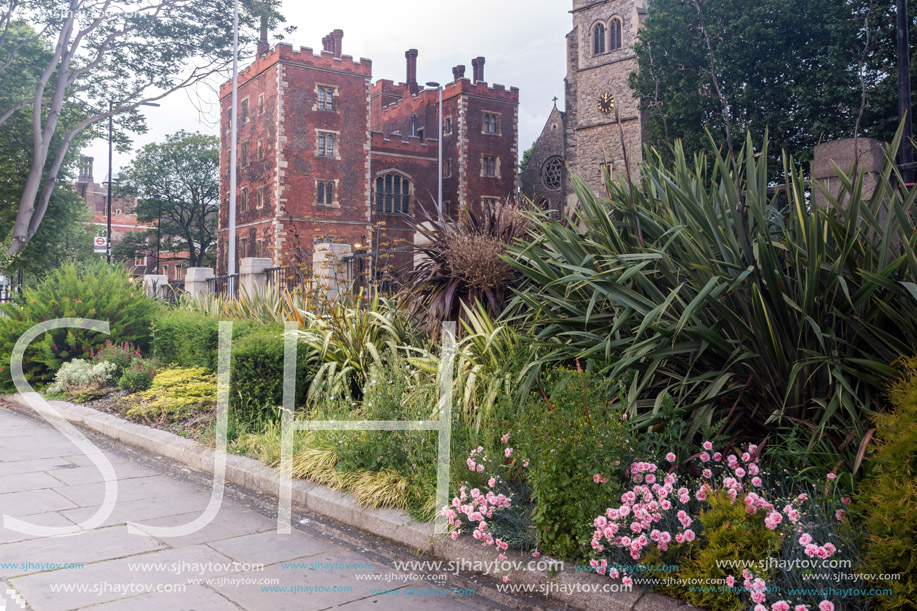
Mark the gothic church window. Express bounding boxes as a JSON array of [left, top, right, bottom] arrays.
[[610, 17, 623, 50], [593, 23, 606, 55], [542, 157, 563, 191]]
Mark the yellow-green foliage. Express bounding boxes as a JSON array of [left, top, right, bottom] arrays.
[[675, 491, 781, 611], [859, 359, 917, 610], [127, 367, 216, 423], [233, 425, 413, 512]]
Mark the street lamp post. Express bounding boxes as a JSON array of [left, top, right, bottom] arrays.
[[106, 100, 160, 264], [227, 0, 240, 297], [898, 0, 914, 184], [425, 82, 444, 216], [156, 196, 163, 275], [107, 101, 113, 263]]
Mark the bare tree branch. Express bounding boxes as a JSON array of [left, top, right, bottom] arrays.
[[689, 0, 739, 176]]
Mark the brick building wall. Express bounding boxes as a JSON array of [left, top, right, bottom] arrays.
[[218, 34, 520, 281], [218, 39, 373, 273]]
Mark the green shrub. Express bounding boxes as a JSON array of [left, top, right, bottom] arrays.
[[152, 310, 312, 422], [47, 359, 118, 394], [0, 261, 159, 392], [230, 329, 312, 423], [127, 367, 216, 423], [518, 366, 630, 560], [118, 357, 159, 393], [151, 310, 246, 372], [673, 492, 781, 611], [859, 358, 917, 610], [90, 340, 141, 376]]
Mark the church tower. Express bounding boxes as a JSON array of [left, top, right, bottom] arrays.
[[564, 0, 646, 205]]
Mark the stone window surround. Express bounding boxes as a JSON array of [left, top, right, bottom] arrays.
[[313, 83, 339, 112], [590, 15, 625, 57], [443, 115, 454, 136], [240, 96, 250, 124], [374, 169, 413, 215], [240, 140, 250, 167], [481, 154, 501, 179], [315, 178, 340, 207], [482, 111, 502, 136], [315, 129, 341, 159], [240, 186, 249, 211]]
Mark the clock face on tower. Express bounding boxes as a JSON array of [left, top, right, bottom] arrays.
[[598, 92, 616, 114]]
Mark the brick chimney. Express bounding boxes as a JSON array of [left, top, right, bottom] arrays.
[[257, 15, 269, 55], [78, 156, 94, 182], [452, 65, 466, 81], [322, 35, 332, 53], [471, 57, 485, 83], [405, 49, 419, 94], [331, 29, 343, 59]]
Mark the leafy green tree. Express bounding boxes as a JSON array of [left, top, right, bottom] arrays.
[[0, 0, 290, 256], [111, 230, 155, 265], [630, 0, 866, 174], [519, 139, 537, 171], [860, 1, 917, 143], [0, 22, 93, 277], [116, 131, 219, 268]]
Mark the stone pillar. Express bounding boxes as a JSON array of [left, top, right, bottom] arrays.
[[313, 243, 353, 300], [812, 138, 885, 208], [413, 222, 434, 269], [240, 257, 272, 297], [142, 274, 168, 299], [185, 268, 214, 301]]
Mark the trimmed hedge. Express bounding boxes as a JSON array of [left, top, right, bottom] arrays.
[[151, 310, 313, 422]]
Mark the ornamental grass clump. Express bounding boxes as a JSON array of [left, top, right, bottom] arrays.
[[400, 198, 529, 330]]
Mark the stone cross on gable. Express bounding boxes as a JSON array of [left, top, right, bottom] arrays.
[[553, 96, 558, 108]]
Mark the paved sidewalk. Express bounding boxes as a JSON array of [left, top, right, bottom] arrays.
[[0, 407, 533, 611]]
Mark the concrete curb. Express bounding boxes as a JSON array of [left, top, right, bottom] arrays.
[[1, 392, 699, 611]]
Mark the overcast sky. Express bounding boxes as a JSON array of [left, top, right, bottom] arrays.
[[84, 0, 571, 178]]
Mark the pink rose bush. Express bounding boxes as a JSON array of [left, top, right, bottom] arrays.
[[443, 435, 531, 581], [587, 440, 852, 611]]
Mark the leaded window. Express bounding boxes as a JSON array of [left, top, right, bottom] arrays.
[[375, 174, 410, 214]]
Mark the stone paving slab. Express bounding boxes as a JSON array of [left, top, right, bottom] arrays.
[[0, 396, 704, 611], [0, 525, 164, 579], [206, 529, 339, 567], [10, 544, 239, 610], [59, 492, 212, 528], [86, 584, 240, 611], [0, 407, 509, 611], [0, 488, 77, 516]]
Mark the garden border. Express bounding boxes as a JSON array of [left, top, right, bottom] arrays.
[[1, 392, 699, 611]]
